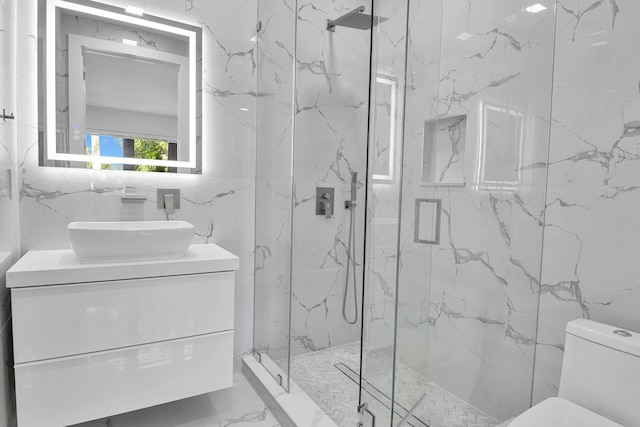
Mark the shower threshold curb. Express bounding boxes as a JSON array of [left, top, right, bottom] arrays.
[[242, 355, 338, 427]]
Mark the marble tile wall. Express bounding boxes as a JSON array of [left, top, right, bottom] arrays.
[[0, 0, 18, 259], [0, 0, 18, 424], [254, 0, 371, 363], [288, 0, 370, 357], [15, 0, 259, 377], [532, 0, 640, 404], [394, 0, 640, 420]]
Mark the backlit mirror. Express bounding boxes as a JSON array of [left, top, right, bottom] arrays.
[[38, 0, 202, 173]]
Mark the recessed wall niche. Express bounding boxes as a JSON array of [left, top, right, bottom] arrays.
[[421, 114, 467, 186]]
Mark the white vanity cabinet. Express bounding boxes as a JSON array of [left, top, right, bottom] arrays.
[[7, 244, 239, 427]]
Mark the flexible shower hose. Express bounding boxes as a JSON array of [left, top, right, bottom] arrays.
[[343, 202, 358, 325]]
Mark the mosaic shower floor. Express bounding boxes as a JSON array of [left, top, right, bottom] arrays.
[[286, 342, 500, 427]]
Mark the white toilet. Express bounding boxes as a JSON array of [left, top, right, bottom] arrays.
[[510, 319, 640, 427]]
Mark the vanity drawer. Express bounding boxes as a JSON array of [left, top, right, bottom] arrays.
[[12, 272, 235, 363], [14, 330, 233, 427]]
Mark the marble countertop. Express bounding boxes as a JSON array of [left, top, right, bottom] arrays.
[[7, 244, 239, 288]]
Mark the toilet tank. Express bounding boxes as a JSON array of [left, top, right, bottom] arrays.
[[559, 319, 640, 427]]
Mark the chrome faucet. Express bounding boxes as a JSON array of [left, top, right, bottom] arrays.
[[157, 188, 180, 220], [163, 193, 175, 214]]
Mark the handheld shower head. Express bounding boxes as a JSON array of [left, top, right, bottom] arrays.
[[351, 172, 357, 201]]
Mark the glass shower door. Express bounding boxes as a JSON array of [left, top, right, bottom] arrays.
[[358, 0, 438, 424], [360, 0, 555, 425], [382, 0, 445, 424], [253, 0, 298, 391]]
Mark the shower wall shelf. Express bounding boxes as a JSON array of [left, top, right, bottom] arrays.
[[421, 114, 467, 187]]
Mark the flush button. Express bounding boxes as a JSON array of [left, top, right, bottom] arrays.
[[613, 329, 632, 337]]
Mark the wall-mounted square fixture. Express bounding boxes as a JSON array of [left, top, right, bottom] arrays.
[[414, 198, 441, 245]]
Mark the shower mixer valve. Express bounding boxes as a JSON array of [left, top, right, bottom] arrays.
[[315, 187, 335, 219]]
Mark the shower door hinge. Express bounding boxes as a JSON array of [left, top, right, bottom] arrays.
[[358, 403, 375, 427]]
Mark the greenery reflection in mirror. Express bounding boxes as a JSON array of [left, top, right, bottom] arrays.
[[84, 134, 176, 172], [38, 0, 202, 173]]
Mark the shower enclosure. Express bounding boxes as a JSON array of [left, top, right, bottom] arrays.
[[254, 0, 556, 425]]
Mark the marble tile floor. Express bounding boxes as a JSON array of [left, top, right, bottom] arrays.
[[69, 374, 280, 427], [6, 345, 500, 427], [286, 342, 500, 427]]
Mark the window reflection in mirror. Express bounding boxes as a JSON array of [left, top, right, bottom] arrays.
[[38, 0, 202, 173], [84, 134, 176, 172], [372, 75, 398, 182], [475, 101, 524, 191]]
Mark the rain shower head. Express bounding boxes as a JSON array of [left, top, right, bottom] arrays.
[[327, 6, 388, 32]]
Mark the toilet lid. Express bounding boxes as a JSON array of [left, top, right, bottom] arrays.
[[509, 398, 623, 427]]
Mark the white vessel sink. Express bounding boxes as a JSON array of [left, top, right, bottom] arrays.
[[68, 221, 195, 262]]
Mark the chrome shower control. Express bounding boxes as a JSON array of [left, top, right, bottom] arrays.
[[315, 187, 335, 218]]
